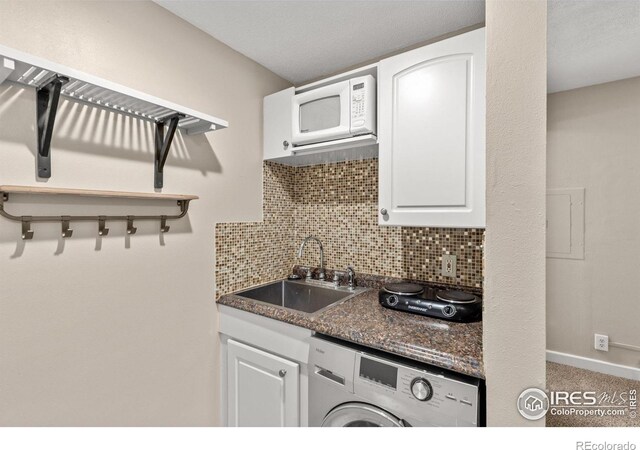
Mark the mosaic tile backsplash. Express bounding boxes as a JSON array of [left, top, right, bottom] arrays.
[[215, 163, 296, 296], [215, 159, 484, 297]]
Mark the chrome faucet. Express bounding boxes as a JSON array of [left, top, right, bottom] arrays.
[[297, 236, 325, 280]]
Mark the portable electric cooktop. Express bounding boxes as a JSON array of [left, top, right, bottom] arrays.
[[378, 282, 482, 323]]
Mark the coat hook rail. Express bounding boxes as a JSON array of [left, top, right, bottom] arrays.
[[0, 188, 193, 240]]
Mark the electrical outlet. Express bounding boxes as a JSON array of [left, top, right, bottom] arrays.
[[595, 334, 609, 352], [442, 254, 457, 278]]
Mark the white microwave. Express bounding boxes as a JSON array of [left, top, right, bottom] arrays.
[[291, 75, 376, 147]]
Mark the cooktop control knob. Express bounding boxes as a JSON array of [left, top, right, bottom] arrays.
[[387, 295, 399, 306], [442, 305, 457, 317], [410, 378, 433, 401]]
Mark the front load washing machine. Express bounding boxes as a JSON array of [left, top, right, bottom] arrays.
[[308, 335, 483, 427]]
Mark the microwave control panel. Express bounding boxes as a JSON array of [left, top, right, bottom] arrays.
[[352, 82, 366, 120], [349, 75, 376, 134]]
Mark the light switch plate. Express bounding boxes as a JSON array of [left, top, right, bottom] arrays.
[[442, 254, 457, 278]]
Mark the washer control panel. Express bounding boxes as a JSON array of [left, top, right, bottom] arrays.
[[354, 352, 479, 426]]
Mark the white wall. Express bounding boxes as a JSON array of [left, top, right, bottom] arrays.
[[484, 0, 547, 426], [547, 76, 640, 369], [0, 0, 289, 425]]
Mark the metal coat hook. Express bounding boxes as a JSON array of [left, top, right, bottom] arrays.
[[126, 216, 137, 235], [21, 216, 34, 240], [160, 215, 170, 233], [98, 216, 109, 236], [61, 216, 73, 238]]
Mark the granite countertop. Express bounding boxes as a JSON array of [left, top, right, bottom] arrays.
[[217, 283, 484, 379]]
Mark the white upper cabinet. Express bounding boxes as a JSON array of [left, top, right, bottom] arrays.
[[263, 87, 295, 161], [227, 339, 300, 427], [378, 28, 485, 227]]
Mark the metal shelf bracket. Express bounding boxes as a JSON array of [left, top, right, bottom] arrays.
[[155, 113, 185, 189], [37, 74, 69, 178]]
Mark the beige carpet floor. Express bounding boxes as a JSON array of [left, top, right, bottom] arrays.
[[546, 362, 640, 427]]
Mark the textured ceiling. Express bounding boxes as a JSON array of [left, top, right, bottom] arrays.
[[548, 0, 640, 93], [156, 0, 640, 92], [154, 0, 485, 84]]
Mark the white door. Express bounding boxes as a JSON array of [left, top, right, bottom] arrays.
[[263, 87, 295, 161], [378, 28, 485, 227], [227, 339, 300, 427]]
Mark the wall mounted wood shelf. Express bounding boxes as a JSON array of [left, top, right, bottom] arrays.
[[0, 45, 229, 187], [0, 185, 198, 240]]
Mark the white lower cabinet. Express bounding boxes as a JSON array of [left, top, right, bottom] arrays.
[[227, 339, 300, 427], [219, 304, 311, 427]]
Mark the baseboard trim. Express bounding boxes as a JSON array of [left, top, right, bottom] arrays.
[[547, 350, 640, 381]]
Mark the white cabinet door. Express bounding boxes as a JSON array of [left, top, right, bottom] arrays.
[[378, 28, 485, 227], [227, 339, 300, 427], [263, 87, 295, 161]]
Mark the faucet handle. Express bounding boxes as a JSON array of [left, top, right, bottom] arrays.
[[333, 271, 346, 287], [301, 266, 312, 279], [346, 266, 356, 289]]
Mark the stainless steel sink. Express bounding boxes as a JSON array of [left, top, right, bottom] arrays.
[[234, 279, 366, 315]]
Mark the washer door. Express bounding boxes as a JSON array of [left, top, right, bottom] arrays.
[[321, 402, 407, 427]]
